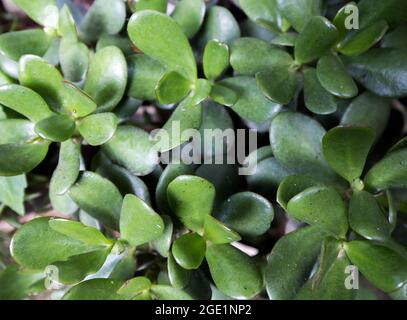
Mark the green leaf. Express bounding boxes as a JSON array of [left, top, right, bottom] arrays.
[[120, 194, 164, 247], [117, 277, 151, 298], [0, 84, 53, 122], [79, 0, 126, 42], [333, 2, 358, 41], [0, 141, 50, 176], [128, 10, 197, 81], [322, 126, 375, 182], [172, 0, 205, 39], [217, 192, 274, 237], [287, 186, 348, 238], [0, 266, 43, 300], [77, 113, 118, 146], [0, 29, 51, 61], [341, 92, 391, 142], [172, 233, 206, 270], [135, 0, 167, 12], [14, 0, 59, 29], [365, 148, 407, 192], [317, 54, 358, 98], [151, 215, 173, 258], [277, 0, 322, 32], [64, 279, 124, 300], [69, 171, 123, 229], [338, 21, 388, 56], [188, 78, 212, 106], [209, 84, 237, 107], [344, 240, 407, 293], [203, 40, 229, 80], [220, 76, 281, 124], [230, 37, 293, 75], [358, 0, 407, 29], [203, 216, 241, 244], [206, 244, 263, 299], [197, 6, 240, 48], [265, 225, 326, 299], [382, 24, 407, 49], [58, 5, 77, 41], [0, 175, 27, 215], [84, 46, 127, 112], [49, 139, 80, 195], [96, 35, 133, 56], [128, 54, 166, 101], [60, 82, 97, 118], [167, 175, 215, 233], [240, 0, 286, 31], [295, 16, 338, 64], [10, 217, 96, 270], [59, 40, 89, 83], [343, 48, 407, 98], [155, 71, 192, 104], [150, 285, 192, 300], [270, 112, 335, 182], [349, 191, 392, 241], [271, 32, 298, 46], [256, 65, 298, 104], [303, 68, 337, 115], [168, 253, 191, 289], [34, 114, 75, 142], [102, 126, 159, 176]]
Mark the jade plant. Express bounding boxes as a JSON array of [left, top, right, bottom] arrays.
[[0, 0, 407, 301]]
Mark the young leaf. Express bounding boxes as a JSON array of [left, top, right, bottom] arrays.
[[69, 171, 123, 229], [77, 113, 118, 146], [167, 175, 215, 233], [349, 191, 392, 241], [58, 5, 77, 41], [206, 244, 263, 299], [344, 241, 407, 293], [322, 126, 375, 182], [276, 0, 322, 32], [14, 0, 59, 29], [333, 2, 358, 41], [188, 78, 212, 106], [172, 233, 206, 270], [120, 194, 164, 247], [172, 0, 206, 39], [203, 216, 241, 244], [317, 54, 358, 98], [34, 114, 75, 142], [84, 46, 127, 112], [203, 40, 229, 80], [287, 186, 348, 238], [102, 126, 159, 176], [128, 10, 197, 81], [155, 71, 192, 104], [295, 16, 338, 64]]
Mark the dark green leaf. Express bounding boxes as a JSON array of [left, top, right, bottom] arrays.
[[277, 0, 322, 32], [168, 253, 191, 289]]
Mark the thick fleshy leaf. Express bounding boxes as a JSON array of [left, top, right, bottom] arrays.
[[217, 192, 274, 237], [265, 226, 326, 299], [287, 186, 348, 238], [203, 216, 241, 244], [240, 0, 287, 31], [79, 0, 126, 42], [150, 285, 192, 300], [358, 0, 407, 29], [0, 266, 43, 300], [120, 194, 164, 247], [220, 76, 281, 124], [206, 244, 263, 299], [34, 114, 75, 142], [14, 0, 59, 28], [10, 217, 96, 270], [271, 33, 298, 46], [365, 149, 407, 192], [344, 241, 407, 293], [135, 0, 167, 12], [303, 68, 337, 115], [167, 253, 191, 289], [0, 175, 27, 215], [295, 16, 338, 64], [341, 92, 391, 142], [128, 54, 166, 101], [128, 10, 197, 81], [338, 21, 388, 56], [333, 2, 359, 41], [77, 113, 118, 146], [256, 65, 298, 105], [50, 139, 80, 196], [69, 171, 123, 229], [276, 0, 322, 32], [198, 6, 240, 48], [167, 175, 215, 233], [0, 84, 53, 122], [382, 24, 407, 49], [203, 40, 229, 80], [172, 233, 206, 270], [155, 71, 192, 104], [151, 215, 173, 258], [60, 82, 97, 118], [322, 126, 375, 182], [230, 37, 293, 75], [96, 35, 133, 55], [58, 5, 77, 41], [209, 84, 237, 107], [349, 191, 392, 241], [317, 54, 358, 98], [63, 279, 123, 300], [84, 46, 127, 112], [102, 126, 158, 176], [188, 78, 212, 106], [172, 0, 205, 39], [0, 29, 51, 61], [59, 40, 89, 83], [343, 48, 407, 98], [117, 277, 151, 298]]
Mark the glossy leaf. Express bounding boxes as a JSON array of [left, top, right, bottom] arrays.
[[59, 40, 89, 83], [117, 277, 151, 298], [203, 40, 229, 80], [14, 0, 59, 29], [34, 114, 75, 142], [77, 113, 118, 146], [240, 0, 286, 31], [167, 253, 191, 289], [203, 216, 241, 244], [58, 5, 77, 41], [333, 2, 358, 41], [61, 82, 97, 118], [209, 84, 237, 107], [64, 279, 123, 300], [156, 71, 192, 104], [151, 215, 173, 258], [172, 233, 206, 270], [0, 175, 27, 215], [277, 0, 322, 32], [135, 0, 167, 12], [150, 285, 192, 300], [172, 0, 206, 39]]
